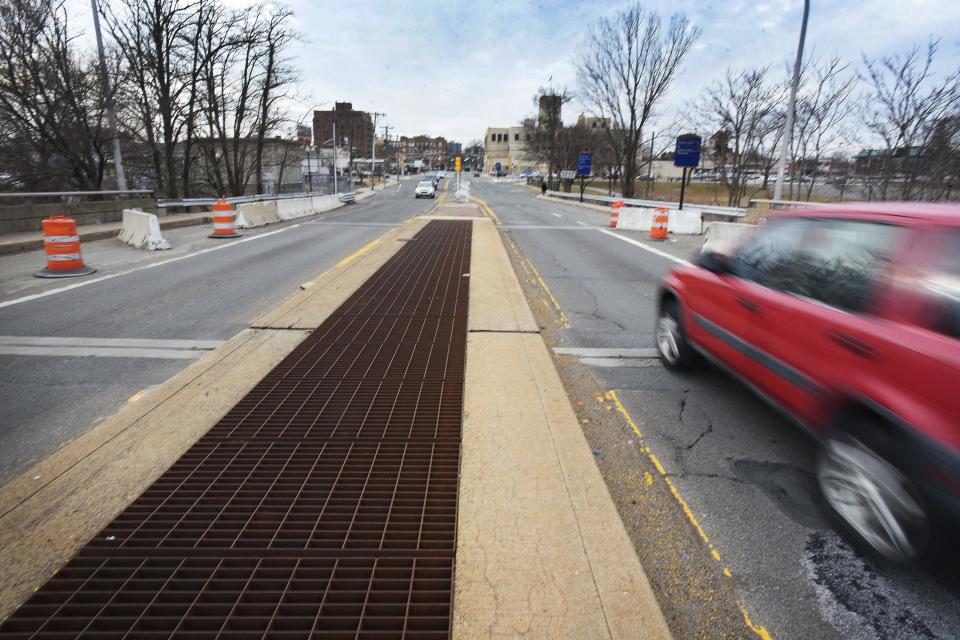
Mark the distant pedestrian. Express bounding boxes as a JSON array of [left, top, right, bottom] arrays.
[[540, 180, 547, 196]]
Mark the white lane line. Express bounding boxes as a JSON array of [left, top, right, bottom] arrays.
[[0, 336, 223, 350], [553, 347, 658, 358], [552, 213, 562, 218], [598, 229, 692, 266], [0, 345, 213, 359], [576, 221, 588, 226], [0, 225, 299, 310]]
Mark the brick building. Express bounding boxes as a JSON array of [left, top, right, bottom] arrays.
[[313, 102, 374, 159]]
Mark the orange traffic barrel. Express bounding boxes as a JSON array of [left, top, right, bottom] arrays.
[[33, 215, 96, 278], [209, 199, 241, 239], [649, 207, 669, 240], [610, 200, 624, 228]]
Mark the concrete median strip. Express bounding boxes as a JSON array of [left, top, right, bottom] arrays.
[[455, 204, 673, 639], [0, 220, 424, 621]]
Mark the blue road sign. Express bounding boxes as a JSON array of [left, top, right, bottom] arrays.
[[674, 134, 702, 168], [576, 152, 593, 176]]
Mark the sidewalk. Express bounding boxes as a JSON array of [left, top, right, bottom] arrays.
[[0, 212, 211, 257]]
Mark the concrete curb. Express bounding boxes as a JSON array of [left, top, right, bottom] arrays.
[[454, 205, 674, 639]]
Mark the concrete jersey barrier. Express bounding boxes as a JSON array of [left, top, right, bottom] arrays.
[[276, 197, 313, 221], [702, 221, 756, 255], [616, 207, 704, 235], [236, 201, 280, 228], [117, 209, 170, 250]]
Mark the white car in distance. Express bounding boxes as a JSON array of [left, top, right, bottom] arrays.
[[415, 180, 436, 199]]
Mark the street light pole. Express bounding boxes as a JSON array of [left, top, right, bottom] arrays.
[[370, 112, 384, 191], [90, 0, 126, 191], [773, 0, 810, 202], [332, 121, 338, 194]]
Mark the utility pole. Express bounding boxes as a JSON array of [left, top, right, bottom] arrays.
[[370, 112, 384, 190], [773, 0, 810, 202], [645, 130, 655, 198], [332, 121, 338, 194], [382, 125, 392, 182], [90, 0, 127, 191]]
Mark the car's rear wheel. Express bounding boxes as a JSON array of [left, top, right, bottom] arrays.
[[656, 298, 696, 371], [817, 427, 930, 563]]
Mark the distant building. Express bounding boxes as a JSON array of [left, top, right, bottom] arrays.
[[313, 102, 374, 159], [483, 127, 533, 174], [576, 115, 609, 130], [538, 95, 563, 126], [396, 135, 448, 170]]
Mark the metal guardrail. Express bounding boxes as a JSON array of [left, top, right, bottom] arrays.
[[545, 190, 746, 217], [749, 198, 832, 209], [156, 191, 324, 209]]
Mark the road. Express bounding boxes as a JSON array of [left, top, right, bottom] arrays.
[[0, 178, 434, 485], [471, 176, 960, 640]]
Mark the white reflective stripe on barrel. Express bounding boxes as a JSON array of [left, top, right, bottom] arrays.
[[213, 222, 235, 229], [44, 235, 80, 243], [47, 253, 82, 261]]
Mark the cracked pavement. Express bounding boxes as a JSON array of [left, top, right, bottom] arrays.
[[472, 177, 960, 640]]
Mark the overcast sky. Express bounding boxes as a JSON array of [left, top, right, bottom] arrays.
[[73, 0, 960, 145]]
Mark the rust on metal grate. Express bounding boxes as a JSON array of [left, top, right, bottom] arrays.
[[1, 220, 471, 640]]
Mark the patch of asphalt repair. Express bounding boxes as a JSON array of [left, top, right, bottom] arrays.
[[803, 530, 960, 640], [501, 229, 753, 640]]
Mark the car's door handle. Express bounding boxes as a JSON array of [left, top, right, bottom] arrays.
[[736, 296, 761, 313], [828, 330, 881, 361]]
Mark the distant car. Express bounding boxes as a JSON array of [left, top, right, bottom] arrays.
[[437, 171, 447, 179], [658, 203, 960, 563], [473, 171, 480, 177], [414, 180, 436, 198]]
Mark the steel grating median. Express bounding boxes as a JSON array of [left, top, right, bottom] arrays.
[[0, 220, 472, 640]]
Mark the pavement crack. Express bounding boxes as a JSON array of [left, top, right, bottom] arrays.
[[678, 390, 713, 451]]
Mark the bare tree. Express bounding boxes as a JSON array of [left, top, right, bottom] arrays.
[[0, 0, 116, 190], [862, 39, 960, 200], [698, 68, 783, 206], [577, 4, 700, 198], [788, 56, 857, 199]]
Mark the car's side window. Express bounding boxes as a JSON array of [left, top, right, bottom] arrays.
[[731, 217, 901, 314], [729, 217, 810, 292], [920, 231, 960, 340], [794, 220, 900, 313]]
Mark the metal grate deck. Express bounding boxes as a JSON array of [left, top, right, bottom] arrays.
[[1, 220, 472, 640]]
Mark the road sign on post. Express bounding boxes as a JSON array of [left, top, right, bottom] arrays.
[[576, 152, 593, 202], [576, 152, 592, 176], [455, 155, 461, 172], [674, 134, 702, 210], [674, 134, 702, 168]]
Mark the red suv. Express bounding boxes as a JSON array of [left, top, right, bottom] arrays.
[[657, 203, 960, 562]]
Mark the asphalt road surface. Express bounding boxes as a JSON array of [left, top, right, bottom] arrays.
[[471, 176, 960, 640], [0, 178, 433, 485]]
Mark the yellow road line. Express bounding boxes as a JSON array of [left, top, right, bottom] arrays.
[[468, 195, 501, 225], [335, 238, 381, 268], [604, 388, 773, 640]]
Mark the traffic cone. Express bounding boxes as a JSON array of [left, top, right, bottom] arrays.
[[33, 215, 96, 278], [649, 207, 669, 240], [208, 199, 241, 239]]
